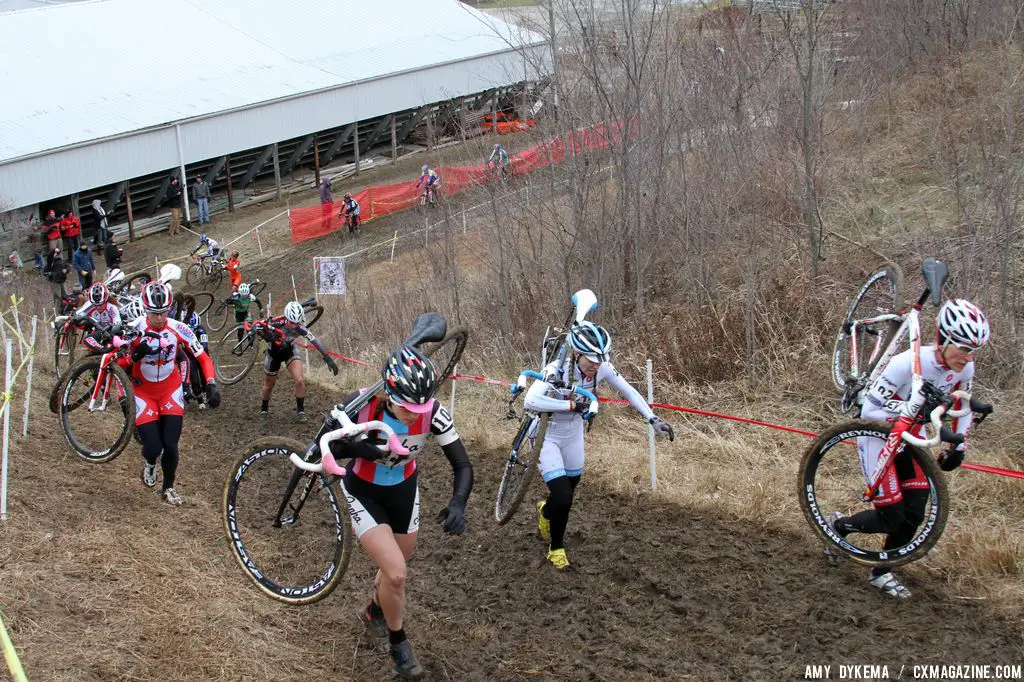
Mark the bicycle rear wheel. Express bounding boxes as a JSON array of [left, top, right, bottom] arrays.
[[59, 357, 136, 463], [215, 326, 259, 385], [798, 419, 948, 568], [495, 413, 548, 525], [303, 303, 324, 328], [832, 264, 904, 394], [206, 302, 230, 332], [206, 267, 224, 292], [421, 327, 468, 395], [192, 292, 214, 317], [223, 438, 352, 605]]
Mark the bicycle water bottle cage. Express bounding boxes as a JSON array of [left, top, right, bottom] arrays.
[[921, 259, 948, 307]]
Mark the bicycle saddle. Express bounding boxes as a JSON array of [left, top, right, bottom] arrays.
[[921, 258, 948, 306]]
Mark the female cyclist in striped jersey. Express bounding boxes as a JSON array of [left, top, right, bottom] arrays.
[[524, 321, 674, 570]]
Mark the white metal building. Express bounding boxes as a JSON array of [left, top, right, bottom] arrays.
[[0, 0, 548, 220]]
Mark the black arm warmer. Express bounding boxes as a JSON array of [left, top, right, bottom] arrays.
[[441, 439, 473, 507]]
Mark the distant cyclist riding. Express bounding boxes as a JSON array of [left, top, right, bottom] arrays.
[[416, 165, 439, 206], [488, 143, 510, 179], [339, 193, 360, 235]]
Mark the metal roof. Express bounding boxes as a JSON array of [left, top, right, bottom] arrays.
[[0, 0, 545, 165]]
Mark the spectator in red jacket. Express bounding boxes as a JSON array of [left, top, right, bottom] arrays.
[[40, 210, 61, 253], [61, 210, 82, 253]]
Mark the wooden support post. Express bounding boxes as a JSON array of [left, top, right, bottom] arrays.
[[391, 117, 398, 160], [225, 154, 235, 212], [314, 135, 321, 187], [272, 143, 282, 201], [125, 180, 136, 241], [353, 123, 360, 176]]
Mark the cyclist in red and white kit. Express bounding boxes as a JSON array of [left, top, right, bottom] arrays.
[[123, 282, 220, 505], [76, 283, 122, 353], [828, 299, 989, 599]]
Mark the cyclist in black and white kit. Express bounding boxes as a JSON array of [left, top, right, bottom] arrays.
[[523, 321, 674, 570], [321, 344, 472, 680], [257, 300, 338, 422], [828, 299, 990, 599]]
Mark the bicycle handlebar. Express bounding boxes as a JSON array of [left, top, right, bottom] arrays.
[[288, 407, 409, 477], [902, 390, 977, 447]]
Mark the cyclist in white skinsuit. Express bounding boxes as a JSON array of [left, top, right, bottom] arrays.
[[524, 321, 674, 570], [831, 299, 989, 600]]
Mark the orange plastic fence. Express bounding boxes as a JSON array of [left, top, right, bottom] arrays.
[[289, 118, 636, 244]]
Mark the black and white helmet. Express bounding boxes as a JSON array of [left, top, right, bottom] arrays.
[[140, 281, 173, 314], [937, 299, 990, 349], [569, 321, 611, 362], [88, 283, 109, 306], [382, 345, 438, 412]]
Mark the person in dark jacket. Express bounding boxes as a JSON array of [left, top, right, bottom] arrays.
[[46, 247, 70, 302], [167, 176, 183, 237], [72, 243, 95, 289], [103, 235, 123, 271], [319, 176, 334, 232], [91, 199, 110, 249]]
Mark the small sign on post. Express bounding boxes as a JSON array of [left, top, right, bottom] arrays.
[[314, 257, 347, 295]]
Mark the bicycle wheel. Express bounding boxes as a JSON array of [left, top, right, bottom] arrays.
[[832, 264, 904, 393], [53, 323, 79, 380], [302, 303, 324, 329], [216, 326, 259, 385], [59, 357, 136, 463], [495, 413, 548, 525], [206, 302, 230, 333], [126, 272, 152, 295], [421, 328, 468, 395], [798, 419, 948, 568], [223, 438, 352, 605], [186, 263, 204, 288], [206, 267, 224, 292], [192, 292, 214, 317]]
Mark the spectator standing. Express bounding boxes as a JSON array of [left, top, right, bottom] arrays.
[[225, 251, 242, 291], [103, 234, 123, 271], [194, 175, 212, 225], [40, 210, 62, 253], [72, 243, 95, 289], [319, 176, 334, 232], [166, 175, 183, 237], [61, 209, 82, 252], [46, 247, 70, 302], [91, 199, 110, 249]]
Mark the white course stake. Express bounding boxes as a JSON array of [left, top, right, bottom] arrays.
[[390, 231, 398, 263], [10, 302, 23, 363], [1, 339, 12, 520], [646, 358, 656, 491], [22, 317, 36, 438]]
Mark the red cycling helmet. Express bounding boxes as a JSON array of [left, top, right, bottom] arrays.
[[140, 281, 173, 314], [88, 282, 109, 306]]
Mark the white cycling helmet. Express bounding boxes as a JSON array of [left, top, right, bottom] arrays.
[[284, 301, 305, 324], [121, 297, 145, 323], [421, 164, 430, 173], [569, 321, 611, 362], [238, 283, 251, 297], [937, 299, 990, 350]]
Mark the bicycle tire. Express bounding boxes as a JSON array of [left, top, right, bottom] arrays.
[[250, 281, 268, 298], [494, 412, 548, 525], [192, 292, 214, 317], [832, 264, 904, 393], [216, 325, 260, 385], [185, 263, 203, 288], [222, 437, 352, 605], [206, 302, 230, 333], [798, 419, 948, 568], [420, 328, 468, 395], [53, 323, 79, 380], [125, 272, 152, 294], [59, 357, 136, 463], [302, 303, 324, 329], [207, 267, 224, 292]]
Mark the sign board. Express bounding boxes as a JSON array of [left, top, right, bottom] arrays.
[[314, 256, 347, 295]]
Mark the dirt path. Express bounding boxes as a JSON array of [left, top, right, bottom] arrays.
[[2, 363, 1021, 681]]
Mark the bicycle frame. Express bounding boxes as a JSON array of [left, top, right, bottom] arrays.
[[86, 349, 125, 412]]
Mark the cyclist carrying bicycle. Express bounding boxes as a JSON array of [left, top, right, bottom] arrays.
[[227, 282, 263, 339], [122, 281, 220, 506], [320, 345, 472, 679], [523, 321, 674, 570], [76, 283, 122, 353], [339, 193, 360, 234], [827, 299, 989, 599], [174, 294, 211, 408], [190, 233, 222, 265], [256, 300, 339, 423]]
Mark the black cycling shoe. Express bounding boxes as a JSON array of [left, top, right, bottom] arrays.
[[389, 640, 425, 680]]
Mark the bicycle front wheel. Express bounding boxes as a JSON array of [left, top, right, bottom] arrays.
[[192, 292, 214, 317], [798, 419, 948, 568], [185, 263, 204, 288], [832, 264, 904, 393], [215, 326, 259, 385], [206, 302, 230, 332], [223, 438, 352, 605], [495, 413, 548, 525], [53, 323, 79, 380], [207, 267, 224, 292], [59, 357, 136, 463], [421, 327, 468, 395]]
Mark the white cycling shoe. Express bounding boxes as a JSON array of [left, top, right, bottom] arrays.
[[869, 572, 911, 600]]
